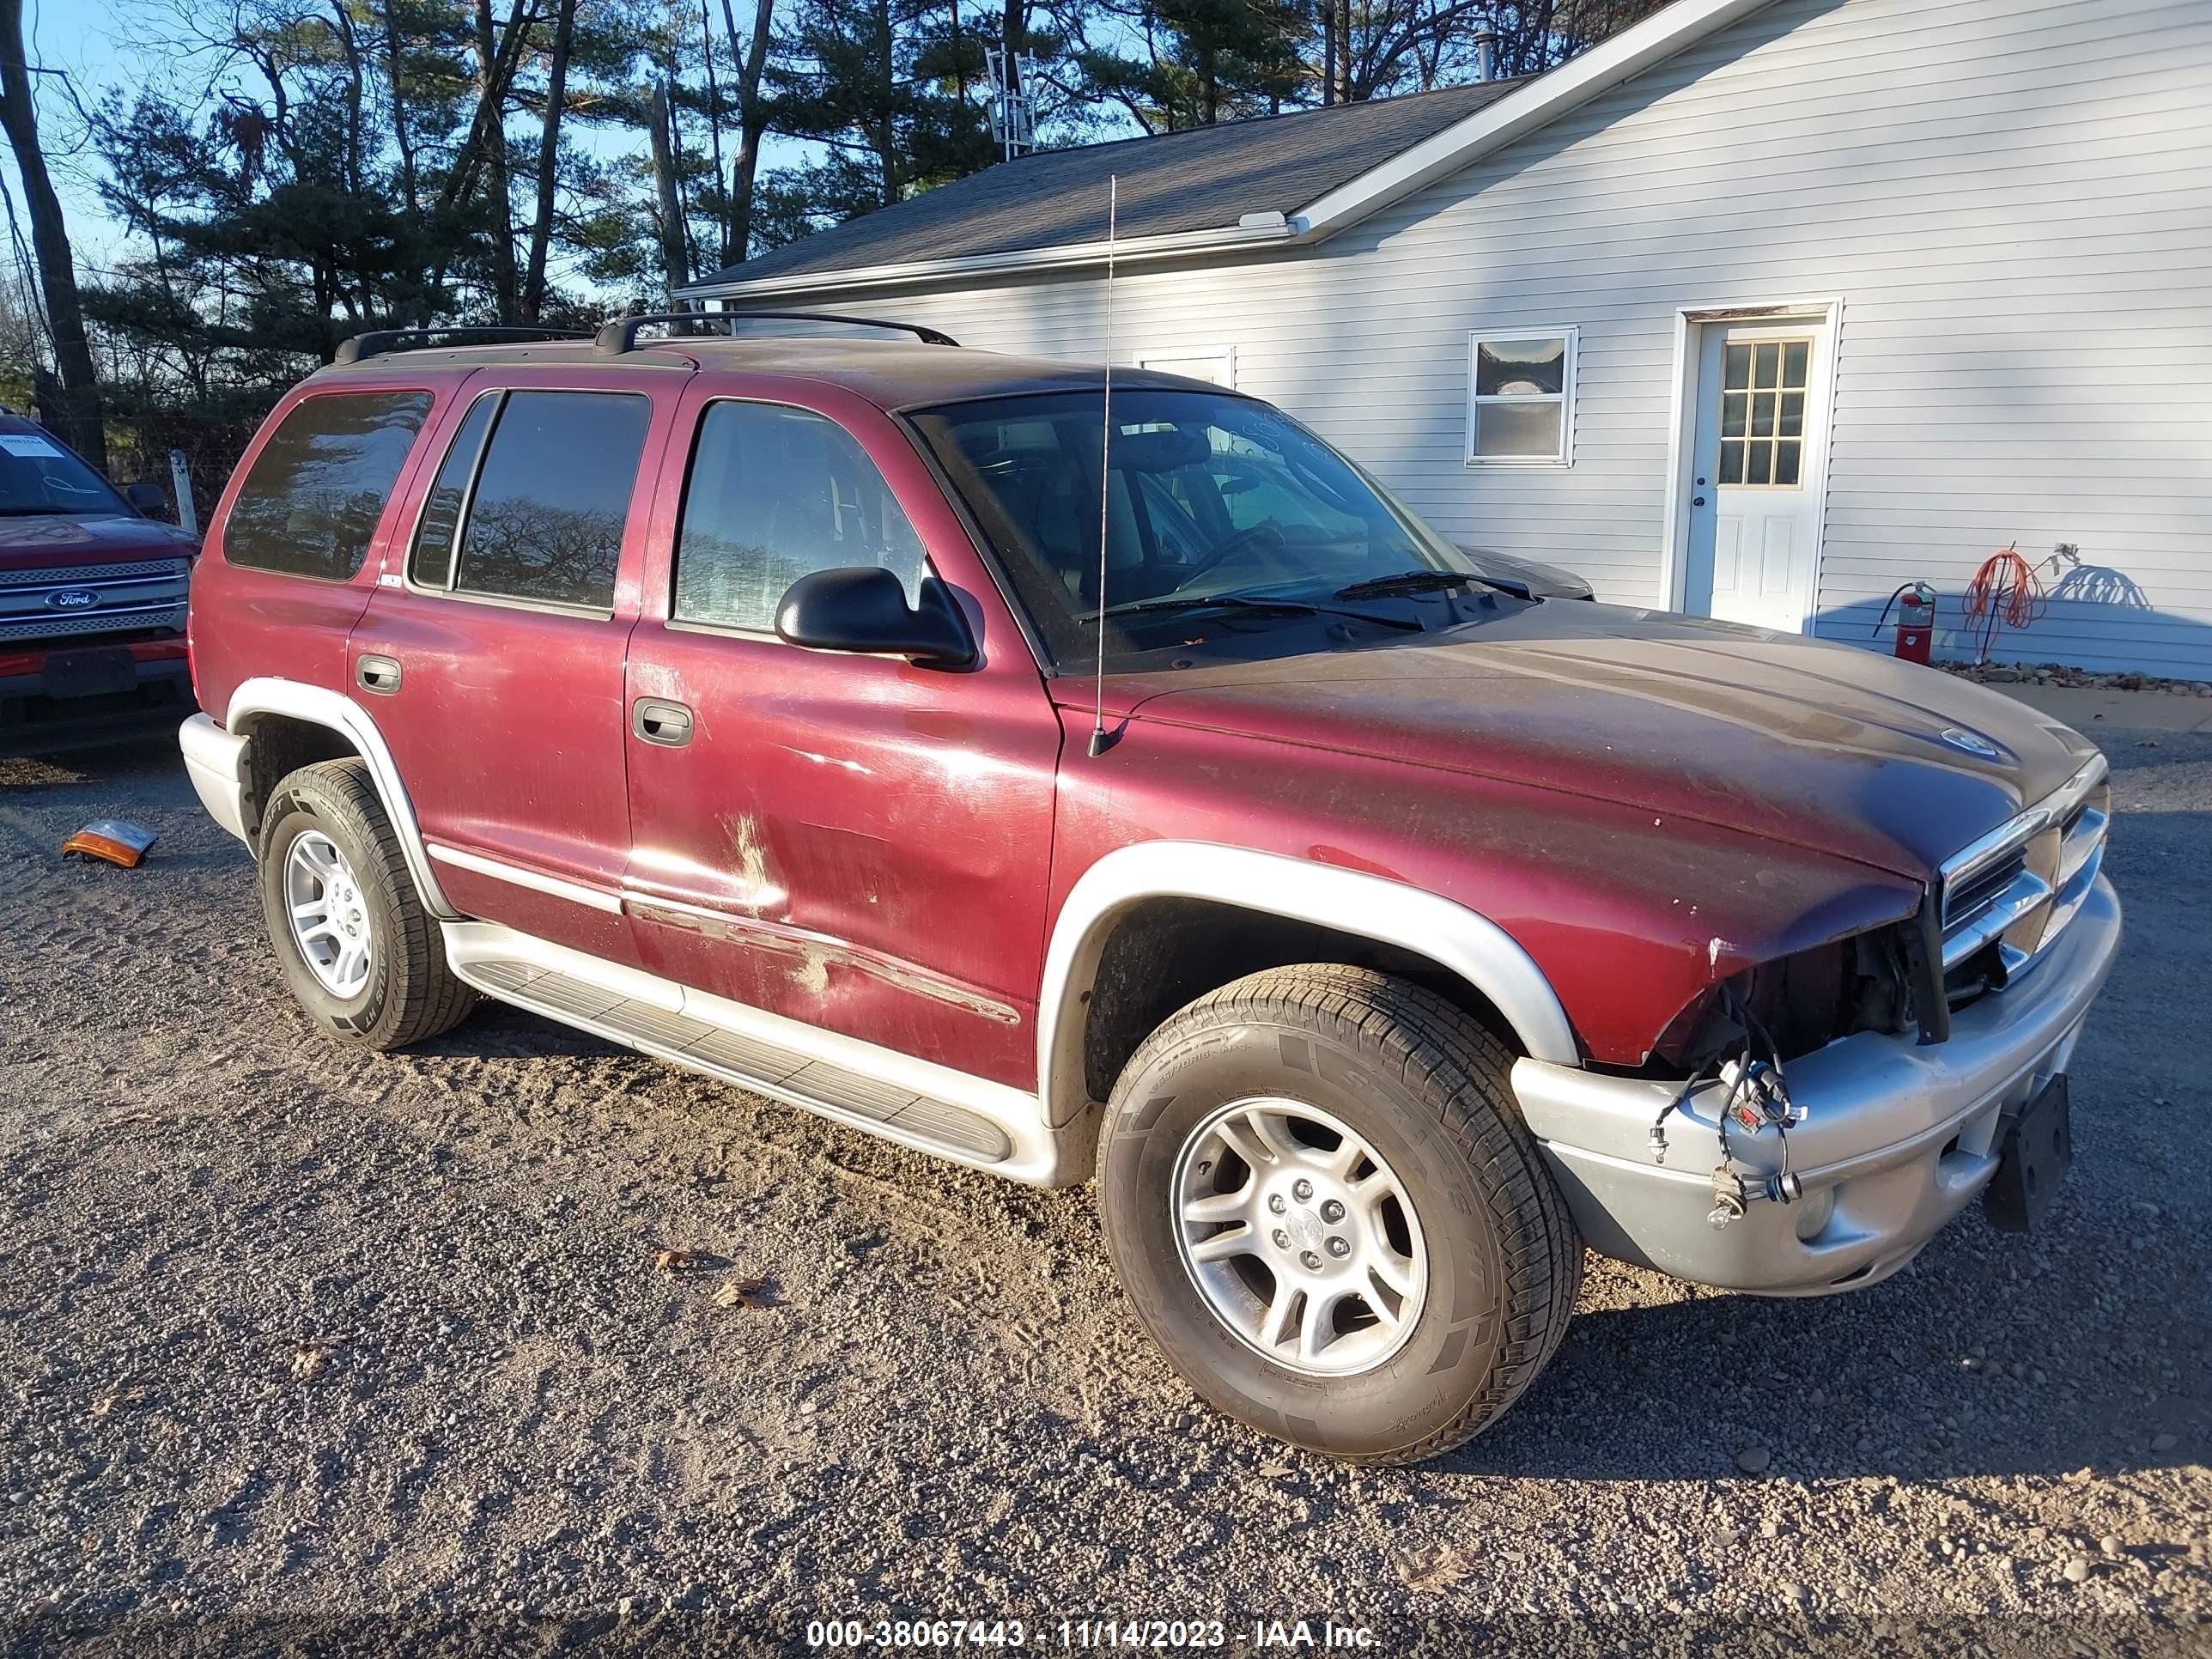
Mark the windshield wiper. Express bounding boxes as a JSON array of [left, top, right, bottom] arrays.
[[1334, 568, 1536, 603], [1091, 593, 1423, 632]]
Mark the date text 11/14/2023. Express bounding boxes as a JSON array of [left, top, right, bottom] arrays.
[[804, 1619, 1381, 1650]]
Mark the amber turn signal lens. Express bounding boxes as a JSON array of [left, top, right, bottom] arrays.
[[60, 819, 158, 869]]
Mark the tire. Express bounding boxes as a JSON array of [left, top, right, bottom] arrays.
[[1095, 963, 1581, 1464], [256, 758, 476, 1051]]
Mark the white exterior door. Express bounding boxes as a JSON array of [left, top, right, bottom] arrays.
[[1680, 320, 1830, 632]]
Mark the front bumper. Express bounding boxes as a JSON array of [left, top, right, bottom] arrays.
[[1511, 875, 2122, 1295], [0, 643, 193, 759]]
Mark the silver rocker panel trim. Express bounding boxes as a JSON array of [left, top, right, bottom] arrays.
[[441, 921, 1069, 1185], [428, 842, 625, 915]]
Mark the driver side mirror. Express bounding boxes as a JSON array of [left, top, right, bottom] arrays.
[[125, 481, 167, 518], [775, 566, 975, 667]]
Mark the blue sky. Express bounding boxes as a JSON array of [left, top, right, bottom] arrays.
[[4, 0, 815, 290]]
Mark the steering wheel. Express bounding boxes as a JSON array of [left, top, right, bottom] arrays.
[[1182, 521, 1286, 580]]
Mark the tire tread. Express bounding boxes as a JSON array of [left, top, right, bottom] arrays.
[[1116, 963, 1582, 1463], [263, 759, 476, 1049]]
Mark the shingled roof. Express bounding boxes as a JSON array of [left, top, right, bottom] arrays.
[[688, 79, 1525, 292]]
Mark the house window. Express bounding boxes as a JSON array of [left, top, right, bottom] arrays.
[[1135, 347, 1236, 388], [1466, 330, 1576, 465], [1717, 338, 1811, 488]]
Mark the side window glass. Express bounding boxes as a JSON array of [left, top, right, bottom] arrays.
[[450, 391, 650, 610], [672, 401, 927, 632], [408, 392, 501, 589], [223, 392, 433, 580]]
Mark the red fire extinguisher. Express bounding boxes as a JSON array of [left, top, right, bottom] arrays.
[[1875, 581, 1938, 665]]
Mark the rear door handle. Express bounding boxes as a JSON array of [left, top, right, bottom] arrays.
[[632, 698, 694, 747], [356, 654, 403, 695]]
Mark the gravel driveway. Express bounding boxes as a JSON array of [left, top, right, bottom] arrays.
[[1, 726, 2206, 1657]]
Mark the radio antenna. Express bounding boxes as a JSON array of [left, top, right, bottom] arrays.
[[1087, 174, 1118, 759]]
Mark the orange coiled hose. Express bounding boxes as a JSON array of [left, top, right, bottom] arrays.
[[1961, 542, 2048, 663]]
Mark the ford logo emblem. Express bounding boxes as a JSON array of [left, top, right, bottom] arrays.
[[1941, 726, 2001, 761], [46, 588, 100, 610]]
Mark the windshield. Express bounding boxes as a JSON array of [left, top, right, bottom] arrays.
[[0, 428, 128, 516], [910, 389, 1495, 669]]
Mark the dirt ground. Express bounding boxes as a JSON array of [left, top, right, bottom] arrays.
[[0, 727, 2207, 1657]]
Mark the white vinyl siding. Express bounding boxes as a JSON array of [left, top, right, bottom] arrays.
[[759, 0, 2212, 676]]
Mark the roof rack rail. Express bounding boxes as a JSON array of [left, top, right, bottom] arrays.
[[593, 310, 959, 357], [333, 325, 591, 366]]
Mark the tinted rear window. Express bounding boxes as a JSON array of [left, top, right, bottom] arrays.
[[223, 392, 433, 580], [451, 391, 649, 610]]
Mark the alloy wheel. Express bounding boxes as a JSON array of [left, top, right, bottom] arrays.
[[1171, 1097, 1429, 1376], [284, 830, 374, 998]]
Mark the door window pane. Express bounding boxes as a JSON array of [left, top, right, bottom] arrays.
[[453, 392, 648, 609], [1714, 336, 1812, 490], [224, 392, 433, 580], [408, 393, 501, 589], [672, 401, 927, 632]]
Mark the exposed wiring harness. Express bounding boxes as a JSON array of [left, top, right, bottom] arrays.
[[1962, 542, 2049, 665], [1647, 983, 1805, 1228]]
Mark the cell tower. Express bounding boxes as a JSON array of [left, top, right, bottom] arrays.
[[984, 46, 1038, 161]]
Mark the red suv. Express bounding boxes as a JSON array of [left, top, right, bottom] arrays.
[[179, 317, 2121, 1462], [2, 412, 197, 755]]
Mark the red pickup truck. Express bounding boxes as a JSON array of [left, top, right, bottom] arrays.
[[177, 319, 2121, 1462], [0, 412, 198, 756]]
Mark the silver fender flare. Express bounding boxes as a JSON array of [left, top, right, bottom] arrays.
[[225, 676, 460, 919], [1036, 840, 1581, 1127]]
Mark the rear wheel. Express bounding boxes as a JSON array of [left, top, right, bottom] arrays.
[[257, 759, 476, 1050], [1096, 964, 1580, 1463]]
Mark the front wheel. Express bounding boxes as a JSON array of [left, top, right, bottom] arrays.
[[1096, 964, 1581, 1463]]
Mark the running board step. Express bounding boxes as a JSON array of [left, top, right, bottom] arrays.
[[456, 952, 1015, 1164]]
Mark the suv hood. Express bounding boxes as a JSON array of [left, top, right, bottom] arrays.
[[1081, 605, 2096, 879], [0, 513, 198, 570]]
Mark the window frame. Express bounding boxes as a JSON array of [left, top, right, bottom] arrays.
[[399, 385, 648, 619], [222, 387, 437, 584], [1463, 327, 1577, 468], [1133, 345, 1237, 389], [663, 394, 939, 645]]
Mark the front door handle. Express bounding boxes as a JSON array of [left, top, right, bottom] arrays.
[[632, 698, 694, 747], [356, 654, 403, 695]]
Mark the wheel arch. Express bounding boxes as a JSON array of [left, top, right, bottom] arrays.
[[225, 677, 459, 918], [1037, 842, 1582, 1129]]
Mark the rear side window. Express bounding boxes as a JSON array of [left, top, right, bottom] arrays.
[[224, 392, 433, 580], [672, 400, 925, 632], [409, 390, 648, 611]]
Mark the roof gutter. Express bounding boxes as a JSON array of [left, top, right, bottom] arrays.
[[678, 0, 1777, 304]]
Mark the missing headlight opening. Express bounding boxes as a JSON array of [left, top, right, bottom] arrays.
[[1645, 924, 1923, 1231]]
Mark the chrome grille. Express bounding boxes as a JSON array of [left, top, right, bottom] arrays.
[[1939, 755, 2110, 981], [0, 557, 190, 646]]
